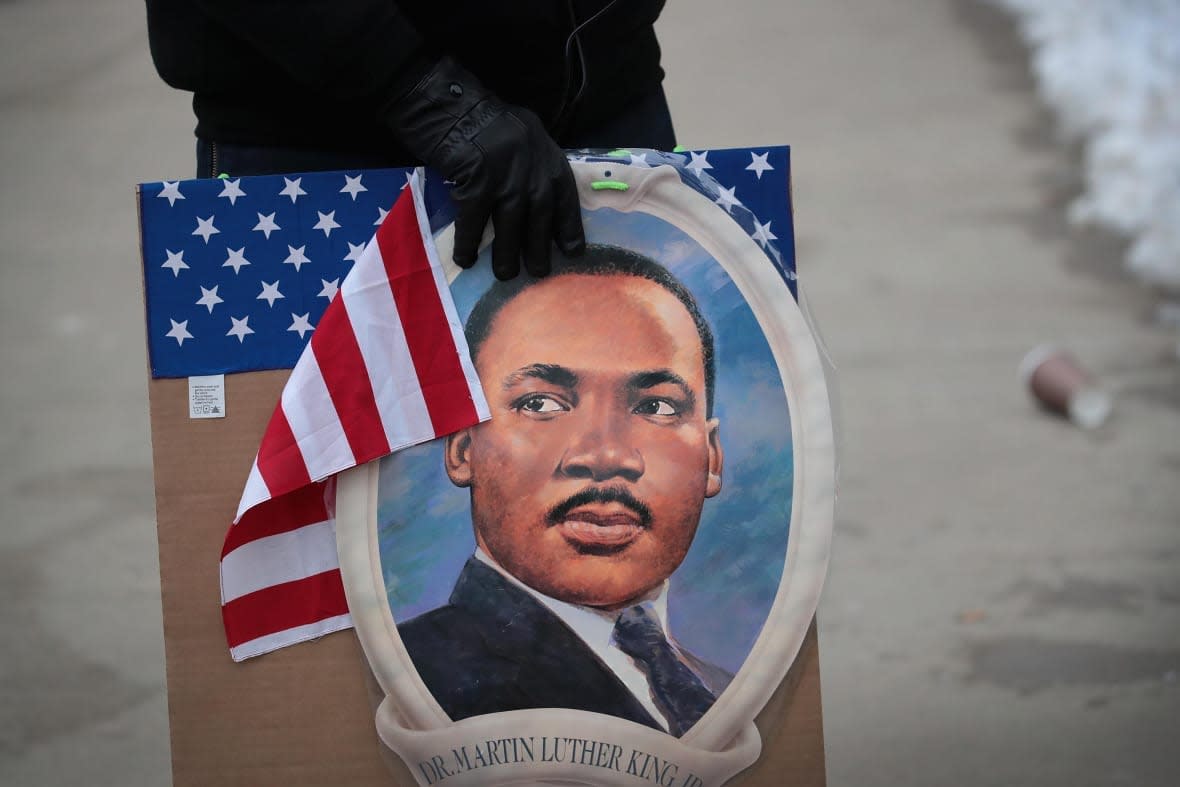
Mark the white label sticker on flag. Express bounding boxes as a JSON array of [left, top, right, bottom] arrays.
[[189, 374, 226, 419]]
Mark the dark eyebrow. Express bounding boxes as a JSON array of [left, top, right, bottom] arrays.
[[502, 363, 580, 390], [628, 370, 697, 408]]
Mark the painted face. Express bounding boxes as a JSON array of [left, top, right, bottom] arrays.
[[445, 273, 723, 609]]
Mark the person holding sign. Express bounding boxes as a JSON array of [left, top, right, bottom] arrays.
[[143, 1, 674, 279]]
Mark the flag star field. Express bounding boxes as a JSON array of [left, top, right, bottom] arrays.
[[139, 147, 794, 379]]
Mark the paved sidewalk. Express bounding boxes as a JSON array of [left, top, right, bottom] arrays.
[[1, 1, 187, 785], [660, 1, 1180, 784], [1, 1, 1176, 785]]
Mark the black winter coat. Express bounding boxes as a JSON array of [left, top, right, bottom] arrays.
[[145, 1, 667, 155]]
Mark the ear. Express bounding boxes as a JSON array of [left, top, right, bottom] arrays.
[[444, 428, 474, 487], [705, 418, 723, 498]]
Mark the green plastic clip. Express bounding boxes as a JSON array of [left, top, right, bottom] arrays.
[[606, 149, 632, 158], [217, 173, 230, 179], [590, 180, 630, 192]]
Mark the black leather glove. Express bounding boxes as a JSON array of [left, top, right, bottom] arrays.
[[384, 56, 585, 279]]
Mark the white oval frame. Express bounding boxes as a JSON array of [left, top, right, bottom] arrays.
[[336, 161, 834, 785]]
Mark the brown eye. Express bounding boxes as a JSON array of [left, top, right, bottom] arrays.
[[517, 395, 566, 414], [634, 398, 678, 416]]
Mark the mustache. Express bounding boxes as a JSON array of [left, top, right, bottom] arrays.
[[546, 485, 653, 528]]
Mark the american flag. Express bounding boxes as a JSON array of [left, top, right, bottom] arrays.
[[219, 174, 488, 661], [138, 147, 796, 661], [140, 168, 462, 378], [139, 148, 794, 380]]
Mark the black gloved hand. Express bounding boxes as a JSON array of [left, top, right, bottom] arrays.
[[384, 56, 585, 279]]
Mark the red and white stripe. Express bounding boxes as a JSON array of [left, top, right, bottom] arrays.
[[222, 173, 489, 661]]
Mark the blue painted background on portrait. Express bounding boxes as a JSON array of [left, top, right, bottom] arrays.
[[376, 209, 793, 675]]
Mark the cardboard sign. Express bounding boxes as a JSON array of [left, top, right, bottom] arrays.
[[140, 149, 832, 786]]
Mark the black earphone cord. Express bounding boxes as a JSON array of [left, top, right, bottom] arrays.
[[551, 0, 622, 135]]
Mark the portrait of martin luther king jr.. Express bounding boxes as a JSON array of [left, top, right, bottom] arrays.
[[398, 244, 732, 738]]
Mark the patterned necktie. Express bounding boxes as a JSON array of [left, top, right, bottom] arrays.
[[612, 604, 717, 736]]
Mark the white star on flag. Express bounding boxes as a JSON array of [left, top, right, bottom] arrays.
[[257, 280, 284, 307], [340, 175, 367, 200], [222, 247, 250, 273], [193, 215, 220, 243], [284, 245, 311, 271], [196, 285, 224, 313], [318, 278, 340, 301], [746, 152, 774, 179], [279, 177, 307, 203], [752, 219, 778, 248], [253, 212, 280, 238], [161, 249, 188, 277], [714, 185, 742, 212], [374, 206, 390, 226], [218, 178, 246, 205], [226, 316, 254, 343], [165, 318, 192, 346], [313, 210, 340, 237], [344, 242, 366, 263], [628, 152, 651, 168], [158, 181, 185, 206], [287, 312, 314, 339], [686, 151, 712, 176]]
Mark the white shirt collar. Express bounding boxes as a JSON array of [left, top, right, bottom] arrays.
[[474, 547, 671, 639], [472, 547, 675, 730]]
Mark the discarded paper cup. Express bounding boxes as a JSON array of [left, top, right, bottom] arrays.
[[1019, 345, 1112, 429]]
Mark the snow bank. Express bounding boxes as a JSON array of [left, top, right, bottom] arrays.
[[991, 0, 1180, 289]]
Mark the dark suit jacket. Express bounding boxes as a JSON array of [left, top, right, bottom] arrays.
[[397, 558, 731, 733]]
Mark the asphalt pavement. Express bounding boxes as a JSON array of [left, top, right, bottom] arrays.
[[1, 1, 1177, 785]]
